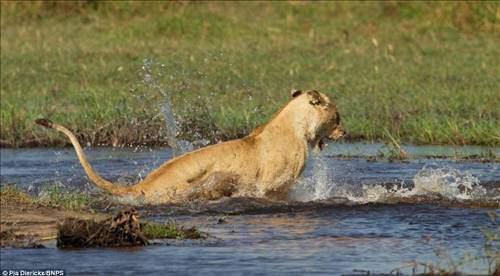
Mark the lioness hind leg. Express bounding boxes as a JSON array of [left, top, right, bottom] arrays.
[[187, 173, 239, 201]]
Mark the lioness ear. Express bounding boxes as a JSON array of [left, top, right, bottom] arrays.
[[291, 89, 302, 98], [307, 90, 323, 105]]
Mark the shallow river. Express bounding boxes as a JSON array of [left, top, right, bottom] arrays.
[[1, 143, 499, 275]]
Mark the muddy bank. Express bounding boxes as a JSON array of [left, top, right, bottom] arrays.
[[0, 189, 207, 248], [0, 194, 106, 248], [0, 121, 243, 149], [0, 186, 109, 248]]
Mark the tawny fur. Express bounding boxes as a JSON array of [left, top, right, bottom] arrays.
[[36, 90, 345, 204]]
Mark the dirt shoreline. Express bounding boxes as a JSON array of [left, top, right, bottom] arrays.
[[0, 198, 106, 248], [0, 188, 210, 248]]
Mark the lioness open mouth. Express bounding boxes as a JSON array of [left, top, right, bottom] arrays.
[[318, 138, 327, 151], [318, 128, 346, 151]]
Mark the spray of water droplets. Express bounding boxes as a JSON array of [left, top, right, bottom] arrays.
[[291, 157, 489, 203]]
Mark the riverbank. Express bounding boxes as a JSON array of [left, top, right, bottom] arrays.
[[0, 186, 105, 248], [0, 187, 207, 248], [1, 2, 499, 147]]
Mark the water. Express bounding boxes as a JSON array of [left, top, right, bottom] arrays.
[[141, 58, 187, 156], [1, 206, 496, 275], [0, 145, 498, 274], [138, 58, 217, 155]]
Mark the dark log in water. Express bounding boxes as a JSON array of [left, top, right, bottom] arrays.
[[57, 208, 148, 248]]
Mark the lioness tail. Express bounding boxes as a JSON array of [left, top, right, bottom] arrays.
[[35, 118, 129, 195]]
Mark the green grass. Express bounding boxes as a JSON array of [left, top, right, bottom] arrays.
[[0, 184, 102, 211], [377, 128, 409, 161], [1, 2, 499, 147], [0, 185, 34, 205], [38, 184, 99, 211], [141, 221, 206, 240]]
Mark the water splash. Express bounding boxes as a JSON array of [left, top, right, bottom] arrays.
[[141, 58, 190, 155], [406, 165, 486, 200], [290, 155, 346, 202], [291, 160, 490, 203], [139, 58, 234, 154]]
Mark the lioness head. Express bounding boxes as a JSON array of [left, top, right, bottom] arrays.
[[291, 89, 345, 151]]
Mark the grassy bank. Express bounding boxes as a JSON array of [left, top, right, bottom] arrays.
[[0, 185, 206, 248], [1, 2, 499, 147]]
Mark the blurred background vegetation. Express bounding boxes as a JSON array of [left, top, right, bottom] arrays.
[[1, 1, 499, 147]]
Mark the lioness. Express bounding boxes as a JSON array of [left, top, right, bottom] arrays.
[[36, 89, 345, 203]]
